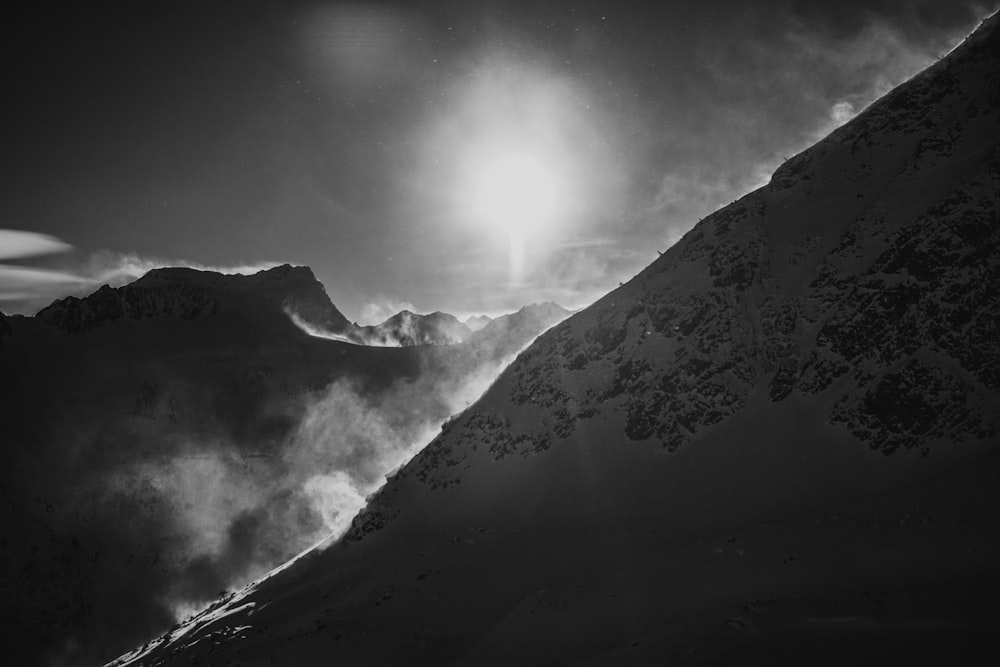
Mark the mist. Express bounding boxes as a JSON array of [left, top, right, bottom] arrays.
[[0, 289, 562, 665], [138, 332, 524, 625]]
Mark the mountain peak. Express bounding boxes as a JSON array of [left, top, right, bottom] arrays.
[[354, 308, 471, 346], [37, 264, 350, 335]]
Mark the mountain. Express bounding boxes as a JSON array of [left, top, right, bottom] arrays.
[[352, 310, 471, 346], [0, 265, 567, 666], [116, 14, 1000, 666], [36, 264, 353, 335], [345, 305, 570, 349]]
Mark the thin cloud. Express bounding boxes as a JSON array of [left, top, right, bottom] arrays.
[[0, 229, 83, 306], [0, 265, 88, 300], [0, 229, 73, 260]]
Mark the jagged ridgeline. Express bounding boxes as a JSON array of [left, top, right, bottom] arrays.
[[115, 14, 1000, 667], [35, 264, 352, 334]]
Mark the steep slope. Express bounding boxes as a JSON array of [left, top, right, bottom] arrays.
[[114, 14, 1000, 667]]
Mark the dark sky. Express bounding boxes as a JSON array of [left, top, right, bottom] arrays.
[[1, 0, 993, 321]]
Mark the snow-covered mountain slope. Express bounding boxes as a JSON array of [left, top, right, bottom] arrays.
[[113, 14, 1000, 667]]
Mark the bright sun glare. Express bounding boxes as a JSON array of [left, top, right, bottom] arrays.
[[473, 154, 556, 238]]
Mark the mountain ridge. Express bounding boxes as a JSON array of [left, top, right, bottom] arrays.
[[36, 263, 353, 335], [347, 302, 571, 348], [352, 309, 471, 346]]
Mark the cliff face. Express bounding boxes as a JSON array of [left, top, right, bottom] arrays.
[[115, 15, 1000, 667]]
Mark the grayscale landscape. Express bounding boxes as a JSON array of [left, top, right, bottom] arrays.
[[1, 2, 997, 665]]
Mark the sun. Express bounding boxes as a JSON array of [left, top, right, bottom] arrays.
[[456, 146, 569, 283], [473, 154, 557, 238]]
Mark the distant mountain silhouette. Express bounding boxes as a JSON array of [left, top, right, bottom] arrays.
[[338, 303, 569, 349], [37, 264, 352, 335], [351, 309, 471, 346], [118, 14, 1000, 667]]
